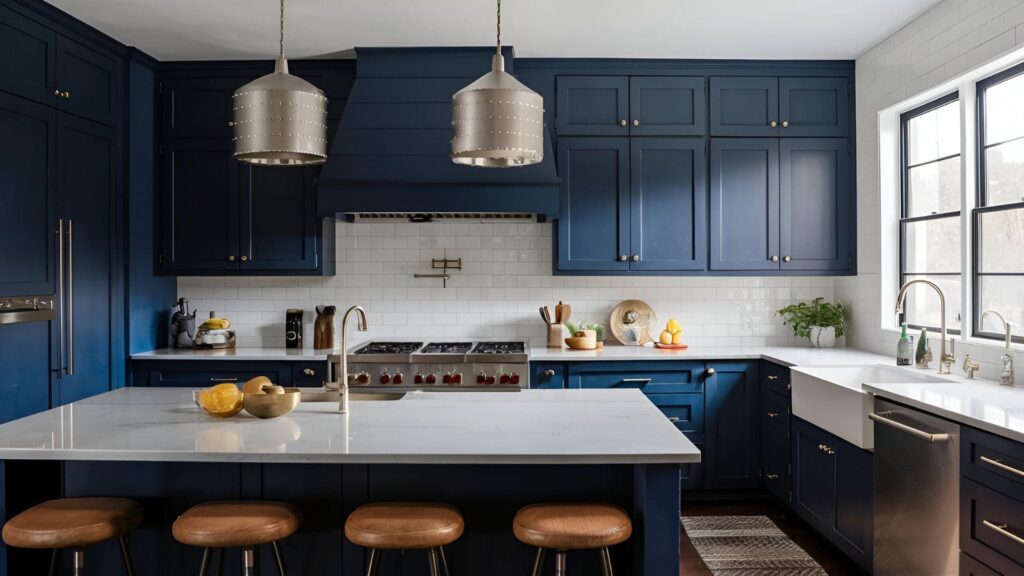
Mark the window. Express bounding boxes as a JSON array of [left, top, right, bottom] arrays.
[[976, 62, 1024, 344], [899, 93, 962, 334]]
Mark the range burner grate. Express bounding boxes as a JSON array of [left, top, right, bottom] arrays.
[[421, 342, 474, 354], [355, 342, 424, 355], [472, 342, 526, 354]]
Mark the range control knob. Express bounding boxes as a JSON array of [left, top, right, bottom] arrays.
[[425, 374, 437, 385], [485, 375, 496, 385], [442, 373, 452, 385], [477, 372, 487, 384], [379, 373, 391, 385], [510, 373, 520, 385], [499, 373, 511, 385], [356, 372, 370, 384], [414, 373, 424, 384], [392, 373, 404, 385], [451, 373, 463, 385]]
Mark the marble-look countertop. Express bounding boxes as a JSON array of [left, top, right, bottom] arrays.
[[864, 379, 1024, 444], [530, 345, 894, 367], [0, 388, 700, 465], [132, 348, 339, 361]]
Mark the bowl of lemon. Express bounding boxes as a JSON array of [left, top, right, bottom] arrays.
[[194, 376, 301, 419], [194, 383, 244, 418], [656, 318, 688, 349]]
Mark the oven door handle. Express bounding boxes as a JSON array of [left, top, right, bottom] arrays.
[[869, 411, 950, 443]]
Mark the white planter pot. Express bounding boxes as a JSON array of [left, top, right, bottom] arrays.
[[809, 326, 837, 348]]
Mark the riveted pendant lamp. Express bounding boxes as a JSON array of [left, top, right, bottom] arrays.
[[232, 0, 328, 166], [451, 0, 544, 167]]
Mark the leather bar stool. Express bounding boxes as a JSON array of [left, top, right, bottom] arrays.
[[344, 502, 464, 576], [513, 503, 632, 576], [172, 501, 301, 576], [1, 497, 143, 576]]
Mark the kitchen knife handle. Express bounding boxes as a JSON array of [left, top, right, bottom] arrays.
[[55, 219, 64, 379], [66, 219, 74, 376]]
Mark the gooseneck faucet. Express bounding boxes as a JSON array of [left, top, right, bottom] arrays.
[[338, 305, 368, 413], [982, 310, 1015, 386], [895, 279, 955, 374]]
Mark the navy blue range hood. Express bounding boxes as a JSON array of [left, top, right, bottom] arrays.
[[317, 47, 560, 219]]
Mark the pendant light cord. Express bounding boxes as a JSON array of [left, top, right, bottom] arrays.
[[279, 0, 285, 59], [496, 0, 501, 54]]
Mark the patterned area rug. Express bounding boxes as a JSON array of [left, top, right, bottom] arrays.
[[681, 515, 828, 576]]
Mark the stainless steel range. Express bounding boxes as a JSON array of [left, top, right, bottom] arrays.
[[329, 341, 529, 390]]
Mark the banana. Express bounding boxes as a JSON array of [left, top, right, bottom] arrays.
[[201, 318, 231, 330]]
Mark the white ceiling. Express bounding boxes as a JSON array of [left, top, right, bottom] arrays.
[[51, 0, 941, 61]]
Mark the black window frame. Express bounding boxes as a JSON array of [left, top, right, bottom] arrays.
[[898, 91, 962, 335], [974, 61, 1024, 345]]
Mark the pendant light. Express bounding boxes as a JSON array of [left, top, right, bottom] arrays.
[[451, 0, 544, 167], [232, 0, 328, 166]]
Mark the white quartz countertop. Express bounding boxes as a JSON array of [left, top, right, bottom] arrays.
[[0, 388, 700, 465], [864, 379, 1024, 444], [132, 348, 338, 361], [530, 345, 894, 367]]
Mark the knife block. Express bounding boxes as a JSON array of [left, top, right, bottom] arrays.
[[313, 310, 335, 350], [547, 323, 565, 349]]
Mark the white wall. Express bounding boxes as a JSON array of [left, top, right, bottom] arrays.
[[178, 221, 834, 349], [839, 0, 1024, 379]]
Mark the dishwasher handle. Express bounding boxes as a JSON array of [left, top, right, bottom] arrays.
[[869, 411, 951, 443]]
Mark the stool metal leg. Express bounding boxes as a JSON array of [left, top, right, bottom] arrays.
[[215, 548, 224, 576], [242, 546, 255, 576], [48, 549, 59, 576], [531, 548, 545, 576], [427, 548, 442, 576], [72, 548, 85, 576], [271, 541, 288, 576], [554, 550, 566, 576], [600, 547, 613, 576], [365, 548, 380, 576], [439, 545, 450, 576], [198, 548, 211, 576], [118, 535, 135, 576]]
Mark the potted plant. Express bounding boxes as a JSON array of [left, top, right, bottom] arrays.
[[566, 321, 605, 349], [776, 297, 846, 348]]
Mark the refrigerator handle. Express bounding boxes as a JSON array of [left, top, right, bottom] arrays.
[[55, 219, 64, 379], [66, 219, 74, 376]]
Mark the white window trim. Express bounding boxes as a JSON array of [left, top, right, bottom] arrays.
[[879, 44, 1024, 352]]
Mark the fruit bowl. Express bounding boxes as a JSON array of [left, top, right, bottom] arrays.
[[564, 336, 597, 350], [242, 388, 301, 419], [193, 384, 244, 418]]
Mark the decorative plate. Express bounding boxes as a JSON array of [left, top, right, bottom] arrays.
[[609, 300, 657, 346]]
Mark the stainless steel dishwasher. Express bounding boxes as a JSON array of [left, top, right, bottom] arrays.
[[871, 397, 960, 576]]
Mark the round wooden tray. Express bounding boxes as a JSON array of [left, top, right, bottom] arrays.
[[609, 300, 657, 346], [654, 343, 689, 350]]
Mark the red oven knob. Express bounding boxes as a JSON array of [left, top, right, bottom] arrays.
[[485, 375, 496, 385], [356, 373, 370, 384], [442, 373, 452, 385], [379, 373, 391, 385], [476, 372, 487, 384], [452, 373, 463, 384], [392, 373, 403, 385], [425, 374, 437, 384], [499, 373, 511, 384], [510, 373, 520, 385], [414, 373, 424, 384]]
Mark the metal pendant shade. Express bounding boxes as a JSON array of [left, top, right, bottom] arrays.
[[451, 0, 544, 167], [232, 0, 328, 166]]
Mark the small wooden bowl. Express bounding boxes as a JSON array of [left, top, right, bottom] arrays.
[[242, 387, 301, 419], [564, 336, 597, 350]]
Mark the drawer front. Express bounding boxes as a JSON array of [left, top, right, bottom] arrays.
[[139, 362, 293, 388], [962, 478, 1024, 573], [568, 361, 706, 394], [292, 362, 327, 387], [763, 362, 791, 397], [647, 393, 704, 434], [963, 426, 1024, 501], [762, 442, 790, 503], [961, 552, 1002, 576], [763, 390, 791, 452], [531, 363, 567, 389]]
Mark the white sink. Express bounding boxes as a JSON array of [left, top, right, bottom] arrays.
[[790, 364, 952, 450]]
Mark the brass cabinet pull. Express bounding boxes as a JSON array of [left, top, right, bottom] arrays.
[[766, 473, 779, 480], [770, 120, 778, 128], [619, 119, 627, 127], [668, 416, 680, 422], [770, 255, 779, 262], [983, 520, 1024, 546], [706, 368, 716, 376], [782, 120, 789, 128], [783, 256, 792, 262], [240, 255, 248, 261], [631, 255, 640, 262], [980, 456, 1024, 478], [620, 378, 652, 384], [303, 368, 316, 376], [787, 383, 792, 391], [228, 255, 236, 262], [209, 377, 238, 382], [65, 91, 71, 99], [767, 412, 779, 418], [54, 89, 62, 97], [767, 375, 779, 381], [544, 369, 556, 377], [632, 119, 639, 126], [618, 255, 627, 261]]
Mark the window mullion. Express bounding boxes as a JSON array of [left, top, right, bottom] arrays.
[[961, 82, 977, 342]]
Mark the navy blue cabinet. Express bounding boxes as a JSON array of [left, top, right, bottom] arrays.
[[56, 36, 120, 126], [710, 138, 779, 271], [0, 3, 58, 107], [531, 362, 567, 389], [131, 360, 329, 389], [556, 76, 705, 136], [711, 76, 848, 137], [761, 371, 791, 503], [792, 417, 873, 571], [557, 137, 706, 272], [705, 362, 759, 490]]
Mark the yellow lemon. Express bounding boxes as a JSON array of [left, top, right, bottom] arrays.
[[672, 331, 683, 345], [666, 318, 681, 334], [659, 330, 673, 345], [243, 376, 273, 395], [198, 384, 243, 417]]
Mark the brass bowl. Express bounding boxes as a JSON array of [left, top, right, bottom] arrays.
[[242, 387, 301, 419]]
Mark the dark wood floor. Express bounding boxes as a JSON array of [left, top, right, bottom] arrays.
[[680, 500, 866, 576]]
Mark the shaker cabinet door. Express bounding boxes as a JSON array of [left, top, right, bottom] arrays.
[[239, 165, 319, 271], [779, 77, 849, 137], [555, 76, 629, 136], [56, 36, 120, 126], [709, 138, 779, 271], [779, 138, 851, 271], [0, 4, 57, 106], [705, 362, 760, 490], [628, 76, 705, 136], [710, 77, 779, 137]]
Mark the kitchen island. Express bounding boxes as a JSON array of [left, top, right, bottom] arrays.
[[0, 388, 697, 575]]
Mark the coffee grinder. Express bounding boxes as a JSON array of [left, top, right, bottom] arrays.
[[285, 309, 304, 348]]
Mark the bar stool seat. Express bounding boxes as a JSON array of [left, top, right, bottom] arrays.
[[345, 502, 464, 550], [172, 501, 301, 548], [3, 497, 143, 550], [513, 503, 632, 576]]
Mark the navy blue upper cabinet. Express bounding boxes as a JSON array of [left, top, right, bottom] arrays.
[[705, 362, 760, 490], [160, 77, 245, 140], [557, 137, 630, 271], [629, 138, 706, 271], [56, 37, 120, 126], [779, 77, 849, 137], [710, 138, 779, 271], [240, 165, 319, 271], [0, 4, 57, 106], [556, 76, 628, 136], [0, 92, 56, 296], [557, 76, 706, 136], [780, 139, 851, 271], [712, 77, 849, 137]]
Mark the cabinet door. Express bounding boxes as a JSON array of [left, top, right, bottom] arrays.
[[762, 443, 791, 503], [629, 138, 706, 271], [556, 138, 630, 271], [55, 114, 116, 404], [629, 77, 705, 136], [830, 440, 873, 570], [56, 36, 119, 126], [161, 77, 256, 140], [705, 362, 759, 489], [779, 138, 851, 271], [0, 92, 57, 295], [160, 141, 241, 272], [709, 139, 779, 271], [567, 361, 706, 394], [792, 417, 833, 530], [779, 77, 849, 137], [555, 76, 629, 136], [0, 4, 57, 106], [0, 322, 51, 423], [710, 77, 779, 137], [239, 165, 318, 271]]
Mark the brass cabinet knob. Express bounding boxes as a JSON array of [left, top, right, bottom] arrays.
[[770, 120, 778, 128], [766, 473, 779, 480], [544, 369, 555, 377], [619, 119, 627, 127], [770, 255, 779, 262], [783, 256, 791, 262], [54, 89, 62, 96], [787, 383, 792, 391], [767, 375, 779, 381], [782, 120, 790, 128], [227, 121, 234, 127], [63, 91, 70, 99], [619, 255, 628, 261], [632, 119, 639, 127], [240, 255, 248, 261], [228, 255, 236, 262], [631, 255, 640, 262], [767, 412, 779, 418], [303, 368, 315, 376], [706, 368, 716, 376]]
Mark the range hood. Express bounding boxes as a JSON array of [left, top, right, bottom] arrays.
[[317, 48, 560, 219]]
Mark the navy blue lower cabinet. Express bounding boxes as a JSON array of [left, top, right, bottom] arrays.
[[709, 138, 780, 271], [0, 322, 52, 424], [779, 138, 851, 272], [704, 362, 760, 490], [131, 361, 296, 388], [530, 362, 567, 389], [556, 137, 630, 271], [791, 417, 873, 571], [567, 361, 705, 394], [961, 478, 1024, 575], [761, 387, 791, 503]]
